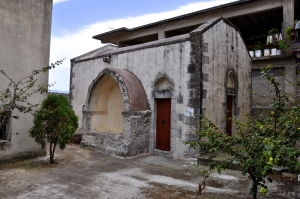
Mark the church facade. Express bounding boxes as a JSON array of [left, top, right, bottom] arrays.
[[70, 18, 251, 158]]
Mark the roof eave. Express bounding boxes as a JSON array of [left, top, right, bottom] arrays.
[[92, 0, 255, 42]]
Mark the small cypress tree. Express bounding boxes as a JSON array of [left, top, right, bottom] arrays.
[[30, 94, 78, 164]]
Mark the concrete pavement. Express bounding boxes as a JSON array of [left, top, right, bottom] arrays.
[[0, 145, 298, 199]]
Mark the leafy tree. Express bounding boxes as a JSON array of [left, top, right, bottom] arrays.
[[30, 94, 78, 164], [0, 60, 64, 141], [189, 65, 300, 199]]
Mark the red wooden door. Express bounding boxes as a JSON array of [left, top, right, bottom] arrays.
[[226, 96, 233, 136], [156, 99, 171, 151]]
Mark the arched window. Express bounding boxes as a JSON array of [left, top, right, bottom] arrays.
[[227, 71, 235, 89]]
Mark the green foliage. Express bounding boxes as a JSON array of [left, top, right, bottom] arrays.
[[253, 42, 262, 51], [30, 94, 78, 164], [285, 27, 294, 40], [259, 187, 268, 195], [269, 40, 278, 49], [0, 60, 64, 140], [267, 28, 279, 36], [277, 40, 290, 51], [188, 65, 300, 199]]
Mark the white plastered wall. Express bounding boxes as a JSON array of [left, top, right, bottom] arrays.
[[0, 0, 52, 160]]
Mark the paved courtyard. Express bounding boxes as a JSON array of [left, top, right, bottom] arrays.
[[0, 145, 299, 199]]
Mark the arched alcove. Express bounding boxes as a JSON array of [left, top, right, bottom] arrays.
[[227, 71, 236, 89], [155, 77, 173, 91], [82, 68, 150, 157], [90, 74, 124, 133], [152, 75, 174, 99]]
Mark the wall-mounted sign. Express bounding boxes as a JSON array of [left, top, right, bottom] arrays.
[[184, 107, 194, 117]]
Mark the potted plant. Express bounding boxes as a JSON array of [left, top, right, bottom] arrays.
[[268, 28, 279, 44], [270, 40, 278, 56], [248, 47, 254, 58], [285, 20, 299, 40], [277, 40, 290, 55], [285, 27, 295, 40], [263, 43, 270, 57], [254, 41, 262, 58]]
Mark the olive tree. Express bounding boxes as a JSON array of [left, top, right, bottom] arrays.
[[30, 94, 78, 164], [189, 66, 300, 199]]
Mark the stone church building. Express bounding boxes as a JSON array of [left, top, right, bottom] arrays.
[[71, 18, 251, 158], [70, 0, 300, 158]]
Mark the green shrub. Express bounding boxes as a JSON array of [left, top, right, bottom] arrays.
[[30, 94, 78, 164]]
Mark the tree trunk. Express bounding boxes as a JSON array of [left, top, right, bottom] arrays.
[[49, 140, 57, 164], [248, 168, 258, 199], [252, 181, 258, 199], [50, 153, 54, 164], [49, 142, 54, 164]]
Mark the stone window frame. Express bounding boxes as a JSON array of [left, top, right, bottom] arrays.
[[152, 74, 175, 99], [0, 112, 11, 142], [226, 69, 237, 96], [226, 69, 240, 118]]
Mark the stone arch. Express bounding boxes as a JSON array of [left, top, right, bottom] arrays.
[[227, 70, 236, 89], [226, 69, 237, 95], [152, 74, 174, 98], [155, 77, 173, 91], [84, 68, 149, 133]]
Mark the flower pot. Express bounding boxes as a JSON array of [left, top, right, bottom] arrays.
[[277, 50, 282, 55], [268, 35, 273, 44], [264, 49, 270, 56], [249, 51, 254, 58], [271, 48, 277, 56], [255, 50, 261, 57], [255, 50, 261, 58]]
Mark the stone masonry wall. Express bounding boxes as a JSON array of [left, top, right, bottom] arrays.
[[81, 111, 150, 157], [200, 19, 252, 134]]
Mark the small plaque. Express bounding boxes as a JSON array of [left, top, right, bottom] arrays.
[[184, 107, 194, 117], [298, 174, 300, 182]]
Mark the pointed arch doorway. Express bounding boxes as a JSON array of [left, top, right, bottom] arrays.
[[156, 98, 171, 151], [153, 76, 173, 152], [226, 70, 237, 136]]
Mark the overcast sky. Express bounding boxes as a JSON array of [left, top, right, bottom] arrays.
[[50, 0, 237, 92]]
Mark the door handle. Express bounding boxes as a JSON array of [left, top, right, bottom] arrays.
[[162, 120, 165, 125]]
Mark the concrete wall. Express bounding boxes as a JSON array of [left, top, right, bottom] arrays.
[[0, 0, 53, 161], [97, 0, 285, 44], [252, 57, 296, 106], [200, 20, 252, 134]]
